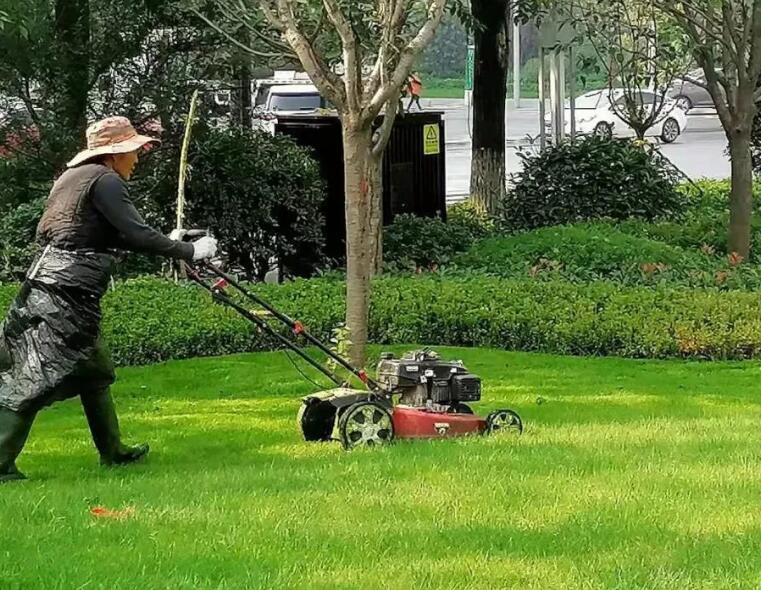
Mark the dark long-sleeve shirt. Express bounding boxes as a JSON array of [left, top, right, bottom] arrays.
[[91, 173, 194, 261]]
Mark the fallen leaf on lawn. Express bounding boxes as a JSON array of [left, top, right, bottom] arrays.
[[89, 506, 136, 520]]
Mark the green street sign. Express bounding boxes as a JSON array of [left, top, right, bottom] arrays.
[[465, 44, 475, 91]]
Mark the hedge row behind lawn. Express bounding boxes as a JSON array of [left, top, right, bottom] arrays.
[[3, 276, 761, 364]]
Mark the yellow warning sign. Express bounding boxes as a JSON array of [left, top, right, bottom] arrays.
[[423, 124, 440, 155]]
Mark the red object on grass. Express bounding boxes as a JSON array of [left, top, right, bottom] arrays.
[[89, 506, 135, 519], [292, 321, 305, 335]]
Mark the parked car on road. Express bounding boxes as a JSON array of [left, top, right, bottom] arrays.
[[667, 68, 717, 111], [545, 88, 689, 143], [265, 85, 332, 114]]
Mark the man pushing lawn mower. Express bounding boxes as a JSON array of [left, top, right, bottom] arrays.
[[0, 116, 218, 483]]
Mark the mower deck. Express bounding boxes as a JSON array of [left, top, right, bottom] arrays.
[[392, 405, 486, 438]]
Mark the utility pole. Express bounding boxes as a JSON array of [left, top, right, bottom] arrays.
[[537, 9, 578, 148], [513, 21, 521, 108]]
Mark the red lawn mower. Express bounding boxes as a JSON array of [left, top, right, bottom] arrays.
[[185, 260, 523, 450]]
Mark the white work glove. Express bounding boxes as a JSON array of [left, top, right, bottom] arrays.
[[169, 228, 186, 242], [192, 236, 218, 261]]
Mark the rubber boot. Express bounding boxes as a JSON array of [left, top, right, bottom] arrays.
[[0, 407, 35, 483], [81, 388, 149, 466]]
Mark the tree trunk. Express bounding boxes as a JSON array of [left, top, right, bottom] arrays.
[[727, 129, 754, 259], [232, 28, 252, 128], [470, 0, 509, 214], [54, 0, 89, 160], [342, 123, 382, 368]]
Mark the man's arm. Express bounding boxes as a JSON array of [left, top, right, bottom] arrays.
[[91, 173, 194, 261]]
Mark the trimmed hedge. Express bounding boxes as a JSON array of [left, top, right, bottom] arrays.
[[5, 276, 761, 364]]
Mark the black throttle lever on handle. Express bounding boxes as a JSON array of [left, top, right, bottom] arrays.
[[178, 228, 211, 242]]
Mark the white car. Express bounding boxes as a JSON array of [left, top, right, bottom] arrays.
[[545, 88, 689, 143], [265, 84, 331, 114]]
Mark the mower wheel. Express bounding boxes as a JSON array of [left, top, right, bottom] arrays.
[[338, 401, 394, 450], [485, 409, 523, 436], [448, 403, 474, 414]]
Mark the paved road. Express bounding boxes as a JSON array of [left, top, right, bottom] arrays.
[[419, 98, 731, 200]]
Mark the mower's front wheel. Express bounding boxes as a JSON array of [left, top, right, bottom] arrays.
[[485, 409, 523, 436], [339, 401, 394, 450]]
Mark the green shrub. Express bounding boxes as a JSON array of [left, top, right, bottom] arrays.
[[454, 224, 710, 283], [0, 197, 44, 282], [384, 203, 495, 271], [7, 274, 761, 363], [127, 123, 328, 281], [447, 200, 496, 240], [383, 214, 468, 271], [0, 278, 346, 367], [618, 180, 761, 260], [184, 126, 328, 280], [453, 222, 761, 289], [0, 140, 53, 216], [503, 136, 684, 230]]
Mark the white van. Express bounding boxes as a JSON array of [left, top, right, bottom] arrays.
[[265, 84, 331, 114]]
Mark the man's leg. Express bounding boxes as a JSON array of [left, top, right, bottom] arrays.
[[75, 336, 147, 466], [0, 407, 36, 483], [81, 388, 149, 466]]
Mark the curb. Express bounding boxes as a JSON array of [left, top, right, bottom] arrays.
[[444, 126, 722, 148]]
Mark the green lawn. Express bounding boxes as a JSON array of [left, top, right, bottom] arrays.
[[4, 346, 761, 589], [424, 77, 607, 99], [424, 77, 467, 98]]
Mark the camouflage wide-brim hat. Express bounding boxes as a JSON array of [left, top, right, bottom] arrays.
[[67, 116, 161, 168]]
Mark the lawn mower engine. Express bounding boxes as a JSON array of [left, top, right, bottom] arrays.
[[376, 349, 481, 410], [298, 349, 523, 449]]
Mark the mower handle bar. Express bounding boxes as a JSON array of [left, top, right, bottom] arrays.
[[182, 259, 384, 393], [181, 261, 347, 387]]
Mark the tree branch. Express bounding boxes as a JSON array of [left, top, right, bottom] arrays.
[[748, 0, 761, 83], [364, 0, 446, 121], [306, 6, 327, 45], [656, 2, 735, 55], [218, 0, 294, 56], [371, 96, 399, 159], [274, 0, 346, 108], [363, 0, 409, 105], [721, 1, 744, 66], [191, 8, 289, 59], [696, 45, 734, 127], [661, 4, 733, 125], [321, 0, 361, 112], [259, 0, 286, 32], [13, 78, 41, 127]]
